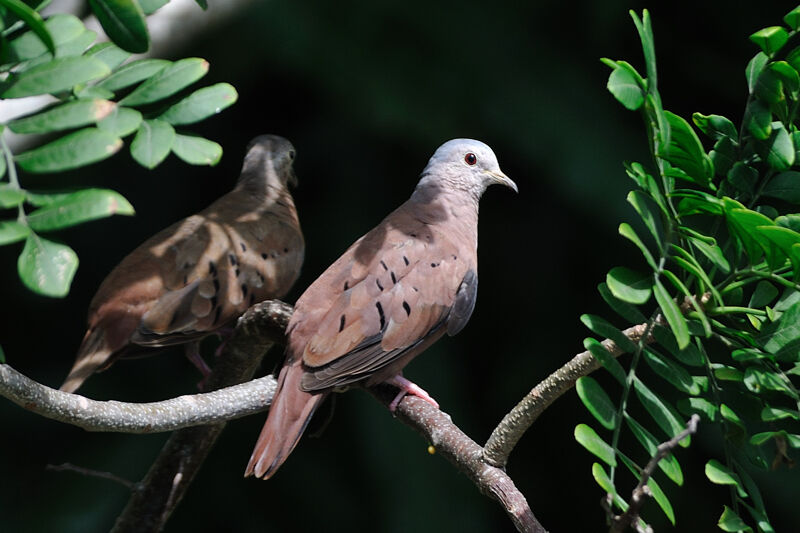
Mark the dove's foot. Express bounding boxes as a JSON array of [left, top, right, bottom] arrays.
[[386, 374, 439, 412]]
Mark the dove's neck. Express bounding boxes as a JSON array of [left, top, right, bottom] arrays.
[[408, 180, 480, 246], [236, 159, 290, 199]]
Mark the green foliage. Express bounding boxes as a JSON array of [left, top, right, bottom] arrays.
[[0, 1, 238, 297], [579, 6, 800, 531]]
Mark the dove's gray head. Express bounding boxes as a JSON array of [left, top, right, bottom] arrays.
[[417, 138, 517, 199], [239, 134, 298, 190]]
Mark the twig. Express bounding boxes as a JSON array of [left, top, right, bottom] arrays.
[[609, 414, 701, 533], [483, 322, 656, 468], [46, 462, 139, 490], [368, 385, 548, 533]]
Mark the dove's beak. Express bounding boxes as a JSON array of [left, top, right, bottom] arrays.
[[487, 170, 518, 193]]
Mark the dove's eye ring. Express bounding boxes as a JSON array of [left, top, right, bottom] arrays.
[[464, 153, 477, 165]]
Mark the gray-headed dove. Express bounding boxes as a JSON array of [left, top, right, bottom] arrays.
[[60, 135, 304, 393], [245, 138, 516, 479]]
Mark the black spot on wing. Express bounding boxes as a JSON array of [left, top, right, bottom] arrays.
[[376, 301, 385, 330], [339, 314, 346, 332], [402, 301, 411, 316]]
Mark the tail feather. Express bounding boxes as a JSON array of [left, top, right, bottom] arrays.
[[60, 328, 113, 393], [245, 360, 325, 479]]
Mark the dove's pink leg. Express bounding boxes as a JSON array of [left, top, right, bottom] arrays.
[[185, 342, 213, 390], [386, 375, 440, 412], [213, 327, 236, 357]]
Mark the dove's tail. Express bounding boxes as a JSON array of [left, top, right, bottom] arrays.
[[245, 359, 325, 479], [60, 328, 114, 393]]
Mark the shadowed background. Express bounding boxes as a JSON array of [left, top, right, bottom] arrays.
[[1, 1, 798, 531]]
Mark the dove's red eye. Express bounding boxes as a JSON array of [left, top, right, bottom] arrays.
[[464, 153, 477, 165]]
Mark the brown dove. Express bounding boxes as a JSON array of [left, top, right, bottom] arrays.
[[60, 135, 304, 393], [245, 138, 516, 479]]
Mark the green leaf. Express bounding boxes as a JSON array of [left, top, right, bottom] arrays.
[[580, 314, 637, 353], [590, 462, 618, 500], [653, 278, 689, 349], [96, 105, 142, 137], [715, 366, 744, 382], [598, 282, 647, 324], [97, 58, 170, 91], [574, 424, 616, 466], [755, 68, 783, 105], [643, 348, 700, 395], [757, 295, 800, 357], [0, 220, 30, 245], [576, 377, 617, 430], [744, 367, 790, 394], [139, 0, 168, 15], [652, 326, 704, 366], [749, 281, 778, 308], [25, 191, 74, 207], [627, 190, 663, 250], [760, 122, 795, 170], [606, 65, 644, 110], [746, 98, 772, 140], [657, 111, 713, 186], [194, 0, 208, 9], [619, 454, 675, 525], [88, 0, 149, 53], [678, 397, 718, 423], [9, 99, 115, 134], [0, 184, 26, 207], [718, 505, 752, 532], [619, 222, 656, 268], [607, 266, 652, 305], [16, 127, 122, 173], [17, 234, 78, 297], [625, 414, 684, 485], [159, 82, 238, 125], [750, 26, 789, 56], [583, 338, 627, 385], [1, 0, 55, 55], [706, 460, 747, 498], [770, 61, 800, 94], [689, 236, 730, 274], [2, 56, 110, 98], [0, 344, 4, 363], [171, 134, 222, 166], [634, 377, 689, 446], [130, 119, 174, 169], [720, 403, 745, 428], [762, 171, 800, 203], [724, 202, 774, 264], [747, 52, 769, 94], [692, 113, 738, 141], [761, 405, 799, 421], [5, 15, 82, 66], [26, 188, 134, 231], [75, 86, 114, 100], [119, 57, 209, 106], [710, 136, 737, 177], [85, 41, 131, 70]]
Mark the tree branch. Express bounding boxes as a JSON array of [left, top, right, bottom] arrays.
[[111, 300, 290, 533], [483, 322, 656, 468], [608, 414, 701, 533], [369, 385, 548, 533]]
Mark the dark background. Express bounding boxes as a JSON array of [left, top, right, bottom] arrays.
[[1, 1, 798, 531]]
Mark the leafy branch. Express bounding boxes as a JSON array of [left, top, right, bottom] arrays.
[[576, 6, 800, 531], [0, 0, 236, 297]]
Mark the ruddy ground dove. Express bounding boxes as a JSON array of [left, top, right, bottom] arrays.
[[245, 138, 516, 479], [60, 135, 304, 393]]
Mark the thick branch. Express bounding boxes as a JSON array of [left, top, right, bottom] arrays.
[[111, 300, 290, 533], [609, 414, 700, 533], [0, 366, 275, 432], [369, 386, 548, 533], [483, 322, 656, 468]]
